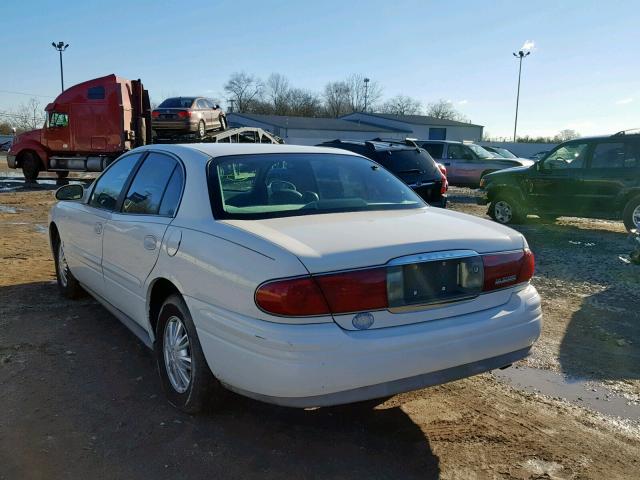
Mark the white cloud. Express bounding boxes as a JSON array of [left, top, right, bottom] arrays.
[[458, 99, 468, 105], [521, 40, 535, 52], [615, 97, 633, 105]]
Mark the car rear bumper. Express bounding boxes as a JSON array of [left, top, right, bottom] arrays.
[[152, 119, 198, 132], [7, 154, 17, 168], [186, 284, 542, 407]]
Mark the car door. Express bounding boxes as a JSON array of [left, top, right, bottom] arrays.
[[206, 99, 220, 126], [443, 143, 467, 184], [522, 141, 591, 215], [580, 139, 640, 216], [196, 98, 210, 127], [61, 152, 142, 294], [101, 151, 185, 325]]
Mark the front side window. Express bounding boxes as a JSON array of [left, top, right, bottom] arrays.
[[48, 112, 68, 128], [210, 153, 424, 219], [196, 99, 208, 109], [88, 86, 105, 100], [122, 153, 179, 215], [591, 142, 637, 169], [447, 144, 465, 159], [89, 153, 141, 211], [543, 142, 589, 170]]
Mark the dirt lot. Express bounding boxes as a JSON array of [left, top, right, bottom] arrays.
[[1, 161, 639, 479]]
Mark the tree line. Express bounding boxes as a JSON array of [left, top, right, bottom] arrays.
[[223, 72, 468, 120]]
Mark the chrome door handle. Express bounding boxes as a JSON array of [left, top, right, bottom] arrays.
[[144, 235, 157, 251], [94, 222, 103, 234]]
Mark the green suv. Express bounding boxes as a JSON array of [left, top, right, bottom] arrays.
[[477, 132, 640, 232]]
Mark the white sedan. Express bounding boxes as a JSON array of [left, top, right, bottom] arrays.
[[50, 144, 542, 413]]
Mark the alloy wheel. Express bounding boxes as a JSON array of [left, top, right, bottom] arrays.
[[633, 205, 640, 229], [57, 244, 68, 287], [163, 316, 192, 393], [494, 200, 513, 224]]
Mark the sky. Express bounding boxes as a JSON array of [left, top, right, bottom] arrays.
[[2, 0, 638, 138]]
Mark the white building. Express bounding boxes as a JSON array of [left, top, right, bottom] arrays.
[[340, 112, 484, 142], [227, 113, 406, 145]]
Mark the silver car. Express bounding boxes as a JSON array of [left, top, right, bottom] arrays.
[[420, 140, 533, 186], [152, 97, 227, 139]]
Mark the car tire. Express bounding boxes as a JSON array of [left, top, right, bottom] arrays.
[[198, 120, 206, 139], [623, 195, 640, 232], [21, 152, 41, 182], [219, 116, 227, 131], [54, 238, 82, 299], [155, 293, 226, 414], [490, 194, 524, 224]]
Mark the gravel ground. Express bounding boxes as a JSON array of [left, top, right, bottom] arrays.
[[0, 170, 639, 479]]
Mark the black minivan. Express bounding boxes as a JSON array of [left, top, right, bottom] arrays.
[[478, 132, 640, 232], [320, 139, 447, 207]]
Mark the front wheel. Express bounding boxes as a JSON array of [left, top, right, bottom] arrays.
[[54, 239, 82, 299], [490, 194, 524, 224], [197, 120, 206, 139], [623, 195, 640, 232], [21, 152, 41, 182], [219, 116, 227, 131], [155, 294, 226, 413]]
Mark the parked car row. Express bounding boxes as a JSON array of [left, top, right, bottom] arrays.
[[478, 131, 640, 232]]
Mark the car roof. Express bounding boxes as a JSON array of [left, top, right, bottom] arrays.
[[321, 139, 418, 152], [132, 143, 361, 165]]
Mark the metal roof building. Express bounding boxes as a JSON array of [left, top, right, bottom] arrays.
[[227, 113, 406, 145], [340, 112, 484, 142]]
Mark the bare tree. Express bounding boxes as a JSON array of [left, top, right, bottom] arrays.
[[553, 129, 580, 142], [425, 99, 465, 121], [323, 81, 351, 117], [264, 73, 291, 115], [345, 74, 382, 112], [378, 95, 423, 115], [12, 98, 45, 131], [288, 88, 323, 117], [224, 72, 264, 113]]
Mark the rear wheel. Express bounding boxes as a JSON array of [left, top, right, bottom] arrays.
[[54, 238, 82, 299], [155, 294, 226, 413], [623, 195, 640, 232], [21, 152, 41, 182], [219, 116, 227, 131], [490, 194, 524, 224], [198, 120, 206, 139]]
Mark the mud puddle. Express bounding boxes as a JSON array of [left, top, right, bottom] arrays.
[[493, 365, 639, 421], [0, 205, 18, 213]]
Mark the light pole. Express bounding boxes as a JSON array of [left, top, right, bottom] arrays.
[[51, 41, 69, 92], [363, 77, 370, 112], [512, 49, 530, 142]]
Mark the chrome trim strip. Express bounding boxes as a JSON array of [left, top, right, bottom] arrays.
[[387, 249, 479, 267]]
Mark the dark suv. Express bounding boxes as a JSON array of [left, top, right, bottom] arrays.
[[319, 139, 447, 207], [478, 132, 640, 232]]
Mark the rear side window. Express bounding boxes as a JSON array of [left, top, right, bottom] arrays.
[[122, 153, 179, 215], [89, 153, 142, 211], [159, 167, 184, 216], [591, 142, 638, 169], [88, 86, 105, 100], [374, 149, 439, 177], [196, 99, 208, 109], [422, 143, 444, 158]]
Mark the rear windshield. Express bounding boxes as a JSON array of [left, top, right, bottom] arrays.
[[374, 149, 440, 177], [158, 97, 195, 108], [208, 153, 425, 219]]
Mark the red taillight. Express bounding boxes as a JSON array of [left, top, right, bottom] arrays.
[[440, 174, 448, 194], [255, 277, 329, 316], [177, 110, 191, 119], [151, 111, 160, 118], [437, 163, 447, 176], [316, 268, 387, 314], [482, 249, 534, 292]]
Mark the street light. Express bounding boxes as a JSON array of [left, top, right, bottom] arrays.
[[363, 77, 370, 112], [51, 41, 69, 92], [512, 49, 530, 142]]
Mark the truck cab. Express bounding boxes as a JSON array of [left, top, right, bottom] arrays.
[[7, 74, 150, 181]]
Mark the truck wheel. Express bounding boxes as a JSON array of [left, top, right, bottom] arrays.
[[623, 195, 640, 232], [54, 239, 82, 299], [198, 120, 206, 139], [21, 152, 41, 182], [155, 294, 226, 413], [490, 194, 524, 224]]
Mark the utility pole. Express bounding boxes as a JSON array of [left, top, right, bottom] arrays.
[[512, 49, 530, 142], [363, 77, 370, 112], [51, 41, 69, 92]]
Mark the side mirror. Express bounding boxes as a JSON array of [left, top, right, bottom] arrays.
[[55, 184, 84, 201]]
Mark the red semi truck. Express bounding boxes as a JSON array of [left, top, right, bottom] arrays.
[[8, 74, 151, 181], [7, 74, 280, 181]]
